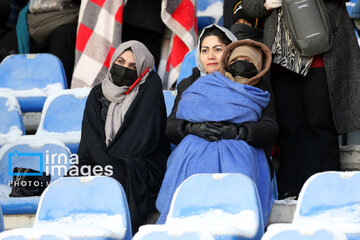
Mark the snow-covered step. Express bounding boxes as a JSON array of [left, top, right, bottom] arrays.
[[340, 145, 360, 170]]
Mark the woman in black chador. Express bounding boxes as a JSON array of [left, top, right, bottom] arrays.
[[76, 40, 170, 232]]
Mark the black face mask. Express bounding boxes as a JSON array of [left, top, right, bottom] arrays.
[[110, 64, 138, 87], [227, 60, 258, 79]]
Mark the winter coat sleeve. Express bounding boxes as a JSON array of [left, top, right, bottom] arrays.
[[242, 0, 270, 18], [242, 75, 279, 153]]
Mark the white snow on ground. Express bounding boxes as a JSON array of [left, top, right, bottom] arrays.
[[34, 213, 126, 239], [166, 209, 258, 238], [0, 83, 64, 97]]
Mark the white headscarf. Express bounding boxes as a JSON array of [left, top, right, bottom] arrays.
[[101, 40, 155, 146], [195, 24, 238, 75]]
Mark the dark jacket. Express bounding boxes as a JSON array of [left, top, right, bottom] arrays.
[[242, 0, 360, 134], [77, 71, 170, 232], [166, 67, 279, 159]]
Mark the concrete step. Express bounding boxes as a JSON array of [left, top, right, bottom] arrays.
[[340, 145, 360, 170]]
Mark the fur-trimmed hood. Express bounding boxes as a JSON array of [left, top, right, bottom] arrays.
[[219, 39, 272, 86]]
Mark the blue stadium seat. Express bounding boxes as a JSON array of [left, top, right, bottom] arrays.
[[166, 173, 264, 240], [0, 228, 70, 240], [0, 54, 68, 112], [162, 90, 177, 117], [197, 0, 224, 30], [35, 88, 90, 153], [33, 176, 132, 240], [0, 206, 4, 233], [262, 224, 348, 240], [293, 171, 360, 240], [133, 225, 215, 240], [176, 50, 196, 87], [0, 139, 71, 214], [347, 0, 357, 16], [0, 93, 25, 148]]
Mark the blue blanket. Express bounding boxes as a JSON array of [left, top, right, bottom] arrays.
[[156, 72, 274, 225]]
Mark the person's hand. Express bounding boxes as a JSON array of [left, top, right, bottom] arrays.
[[185, 122, 221, 141], [212, 122, 247, 140], [264, 0, 282, 10]]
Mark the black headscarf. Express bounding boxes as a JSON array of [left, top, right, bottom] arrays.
[[76, 43, 170, 232]]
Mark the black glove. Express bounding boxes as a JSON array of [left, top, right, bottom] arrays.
[[212, 122, 247, 140], [185, 122, 221, 141]]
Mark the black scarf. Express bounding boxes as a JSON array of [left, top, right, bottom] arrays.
[[77, 71, 170, 233]]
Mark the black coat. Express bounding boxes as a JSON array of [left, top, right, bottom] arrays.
[[166, 67, 279, 159], [77, 71, 170, 232]]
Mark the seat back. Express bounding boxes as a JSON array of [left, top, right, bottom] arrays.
[[162, 90, 177, 117], [34, 176, 132, 240], [0, 93, 25, 146], [167, 173, 264, 239], [197, 0, 224, 30], [176, 50, 196, 87], [0, 54, 67, 112], [0, 228, 70, 240], [36, 88, 90, 133], [133, 224, 215, 240], [0, 139, 71, 189], [294, 171, 360, 221], [262, 224, 348, 240]]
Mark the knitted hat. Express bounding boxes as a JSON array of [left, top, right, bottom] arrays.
[[232, 0, 258, 27], [228, 45, 263, 72]]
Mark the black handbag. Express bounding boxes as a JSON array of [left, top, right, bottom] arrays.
[[283, 0, 342, 56], [9, 167, 51, 197]]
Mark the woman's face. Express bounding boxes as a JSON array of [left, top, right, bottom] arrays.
[[200, 35, 227, 74], [114, 50, 137, 71]]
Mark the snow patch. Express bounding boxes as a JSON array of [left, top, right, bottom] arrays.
[[263, 224, 348, 240], [0, 228, 70, 239], [0, 83, 64, 97], [35, 131, 81, 143], [197, 1, 223, 24], [34, 213, 126, 239], [1, 94, 21, 112], [294, 203, 360, 234], [0, 126, 23, 146], [166, 209, 258, 238], [134, 224, 215, 240]]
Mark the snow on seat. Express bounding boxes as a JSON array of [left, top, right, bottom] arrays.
[[197, 0, 224, 30], [262, 224, 347, 240], [166, 173, 264, 240], [0, 139, 71, 215], [33, 176, 132, 240], [0, 93, 25, 148], [35, 88, 90, 153], [0, 54, 67, 112], [0, 228, 70, 240], [133, 224, 215, 240], [293, 171, 360, 240]]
